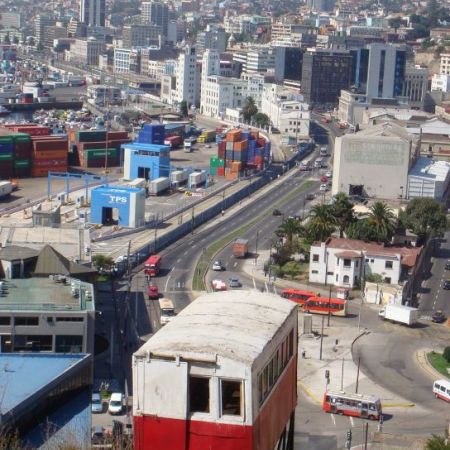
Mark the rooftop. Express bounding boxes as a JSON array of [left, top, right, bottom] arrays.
[[409, 157, 450, 182], [0, 277, 94, 311], [135, 290, 296, 365], [318, 238, 422, 268], [0, 245, 39, 261], [0, 353, 90, 420]]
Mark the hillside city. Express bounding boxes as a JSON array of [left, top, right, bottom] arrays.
[[0, 0, 449, 449]]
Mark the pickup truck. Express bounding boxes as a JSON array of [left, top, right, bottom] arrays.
[[232, 239, 249, 258]]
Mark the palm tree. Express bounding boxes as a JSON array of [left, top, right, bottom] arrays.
[[305, 204, 337, 243], [425, 435, 450, 450], [242, 97, 258, 123], [331, 193, 356, 238], [366, 202, 397, 243], [276, 217, 304, 244]]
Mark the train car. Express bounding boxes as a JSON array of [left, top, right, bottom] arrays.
[[133, 290, 298, 450]]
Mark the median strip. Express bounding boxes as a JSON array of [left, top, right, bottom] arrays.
[[192, 180, 316, 291]]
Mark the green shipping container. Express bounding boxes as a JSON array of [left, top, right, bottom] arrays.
[[14, 159, 31, 168], [209, 166, 217, 176], [77, 130, 107, 143], [0, 153, 14, 161], [84, 148, 118, 160], [11, 133, 32, 143], [210, 157, 224, 168], [0, 137, 14, 144]]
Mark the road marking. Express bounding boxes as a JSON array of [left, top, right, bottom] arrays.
[[177, 258, 181, 263], [184, 250, 188, 255], [164, 269, 172, 292], [331, 414, 336, 426], [350, 417, 355, 427], [233, 262, 237, 267], [253, 277, 257, 289]]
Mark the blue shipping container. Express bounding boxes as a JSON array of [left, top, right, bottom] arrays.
[[0, 143, 14, 153]]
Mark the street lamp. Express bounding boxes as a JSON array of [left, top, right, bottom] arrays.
[[327, 285, 332, 327], [254, 230, 260, 264]]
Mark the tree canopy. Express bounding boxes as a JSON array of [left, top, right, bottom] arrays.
[[242, 97, 258, 123]]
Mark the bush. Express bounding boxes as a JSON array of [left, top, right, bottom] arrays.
[[443, 346, 450, 363]]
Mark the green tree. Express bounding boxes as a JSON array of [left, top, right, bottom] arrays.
[[366, 201, 397, 243], [179, 100, 188, 117], [242, 97, 258, 123], [330, 193, 356, 238], [253, 112, 270, 129], [282, 261, 302, 280], [305, 204, 337, 243], [425, 435, 450, 450], [400, 198, 448, 243], [92, 254, 115, 271], [276, 217, 304, 244], [346, 219, 379, 242], [443, 346, 450, 363], [365, 273, 384, 283]]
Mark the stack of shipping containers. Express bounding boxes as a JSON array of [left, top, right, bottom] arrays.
[[0, 129, 16, 179], [213, 129, 270, 180], [31, 135, 68, 177], [69, 130, 130, 168]]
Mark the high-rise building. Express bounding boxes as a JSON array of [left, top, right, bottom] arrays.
[[34, 15, 55, 44], [80, 0, 105, 27], [196, 25, 227, 56], [301, 48, 354, 104], [365, 43, 406, 99], [142, 2, 169, 36], [175, 45, 200, 107], [122, 25, 161, 48]]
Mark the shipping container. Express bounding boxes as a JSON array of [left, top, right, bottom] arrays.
[[76, 130, 107, 142], [234, 140, 248, 151], [6, 125, 51, 136], [33, 140, 68, 152], [14, 159, 31, 168], [83, 148, 118, 160], [226, 129, 242, 142], [31, 167, 67, 177], [189, 171, 206, 187], [33, 158, 67, 167], [170, 169, 188, 184], [0, 143, 14, 153], [0, 153, 14, 161], [217, 167, 225, 177], [14, 167, 31, 178], [107, 131, 129, 140], [149, 177, 170, 195], [32, 150, 67, 160]]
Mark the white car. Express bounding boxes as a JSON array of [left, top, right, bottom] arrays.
[[91, 392, 103, 414], [108, 392, 123, 415], [319, 184, 329, 192], [325, 171, 332, 178], [212, 261, 224, 271]]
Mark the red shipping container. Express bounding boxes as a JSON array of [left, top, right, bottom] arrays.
[[33, 140, 68, 152], [33, 150, 67, 160], [13, 126, 51, 136], [217, 167, 225, 177], [234, 140, 248, 151], [107, 131, 129, 140], [33, 158, 67, 167]]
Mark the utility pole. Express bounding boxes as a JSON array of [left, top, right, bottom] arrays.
[[364, 422, 369, 450], [355, 356, 361, 394], [255, 230, 260, 264], [341, 357, 344, 391], [319, 316, 325, 360], [327, 285, 332, 327]]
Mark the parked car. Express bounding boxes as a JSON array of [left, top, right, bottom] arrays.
[[229, 278, 242, 288], [108, 393, 124, 415], [432, 310, 446, 323], [319, 184, 329, 192], [272, 209, 282, 216], [445, 260, 450, 270], [325, 171, 332, 178], [91, 426, 105, 445], [91, 392, 103, 414], [212, 261, 224, 271], [147, 284, 159, 299], [306, 193, 315, 201], [442, 280, 450, 290]]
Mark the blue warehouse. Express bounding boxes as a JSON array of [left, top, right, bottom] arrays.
[[90, 185, 146, 228], [122, 142, 171, 181]]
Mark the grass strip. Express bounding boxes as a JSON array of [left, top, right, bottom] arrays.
[[192, 179, 316, 291], [427, 352, 450, 378]]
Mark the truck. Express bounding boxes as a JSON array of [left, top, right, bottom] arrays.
[[0, 181, 13, 199], [184, 139, 193, 152], [378, 304, 419, 326], [164, 135, 182, 149], [148, 177, 170, 195], [232, 238, 249, 258]]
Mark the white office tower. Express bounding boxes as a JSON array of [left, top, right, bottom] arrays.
[[175, 45, 200, 107]]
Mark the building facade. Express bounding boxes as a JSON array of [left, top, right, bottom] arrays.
[[69, 37, 104, 65], [122, 25, 161, 48], [142, 1, 169, 36], [80, 0, 105, 27], [175, 45, 200, 107]]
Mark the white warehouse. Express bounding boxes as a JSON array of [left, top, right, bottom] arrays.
[[332, 122, 419, 200], [407, 157, 450, 201]]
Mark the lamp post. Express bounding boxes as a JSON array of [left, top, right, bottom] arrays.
[[254, 230, 260, 264], [327, 285, 332, 327]]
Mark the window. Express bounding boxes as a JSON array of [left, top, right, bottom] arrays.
[[385, 261, 393, 269], [55, 317, 84, 322], [312, 254, 319, 262], [55, 335, 82, 353], [384, 277, 391, 284], [343, 259, 351, 267], [327, 271, 334, 276], [221, 380, 242, 416], [189, 376, 210, 413], [0, 317, 10, 326], [312, 270, 318, 274], [14, 316, 39, 326], [343, 275, 350, 283], [14, 335, 52, 351]]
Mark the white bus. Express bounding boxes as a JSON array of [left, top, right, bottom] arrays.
[[314, 157, 324, 168], [433, 379, 450, 402]]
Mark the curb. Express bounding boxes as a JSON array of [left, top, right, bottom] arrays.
[[415, 349, 449, 381], [297, 380, 322, 405], [381, 401, 415, 408]]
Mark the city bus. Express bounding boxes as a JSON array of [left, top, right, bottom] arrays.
[[323, 391, 382, 420], [433, 379, 450, 402], [144, 254, 162, 277], [281, 288, 317, 305], [302, 297, 348, 317]]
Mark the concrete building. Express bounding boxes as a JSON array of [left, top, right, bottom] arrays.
[[402, 66, 428, 109], [0, 12, 21, 28], [332, 122, 419, 200], [407, 157, 450, 201], [0, 275, 95, 353], [43, 25, 67, 49], [301, 48, 353, 105], [80, 0, 105, 27], [196, 25, 227, 56], [431, 74, 450, 93], [122, 24, 161, 48], [34, 15, 54, 45], [142, 1, 169, 36], [175, 45, 200, 107], [114, 47, 132, 73], [439, 53, 450, 75], [309, 237, 421, 288], [261, 84, 310, 138], [68, 37, 104, 66]]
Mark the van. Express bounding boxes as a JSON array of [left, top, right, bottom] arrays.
[[314, 157, 324, 168], [433, 379, 450, 402], [108, 392, 124, 415], [159, 298, 175, 325]]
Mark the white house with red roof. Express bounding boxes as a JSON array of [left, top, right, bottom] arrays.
[[309, 237, 422, 288]]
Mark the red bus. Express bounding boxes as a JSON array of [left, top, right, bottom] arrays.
[[323, 391, 382, 420], [144, 254, 161, 277], [280, 288, 317, 305], [303, 297, 347, 317]]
